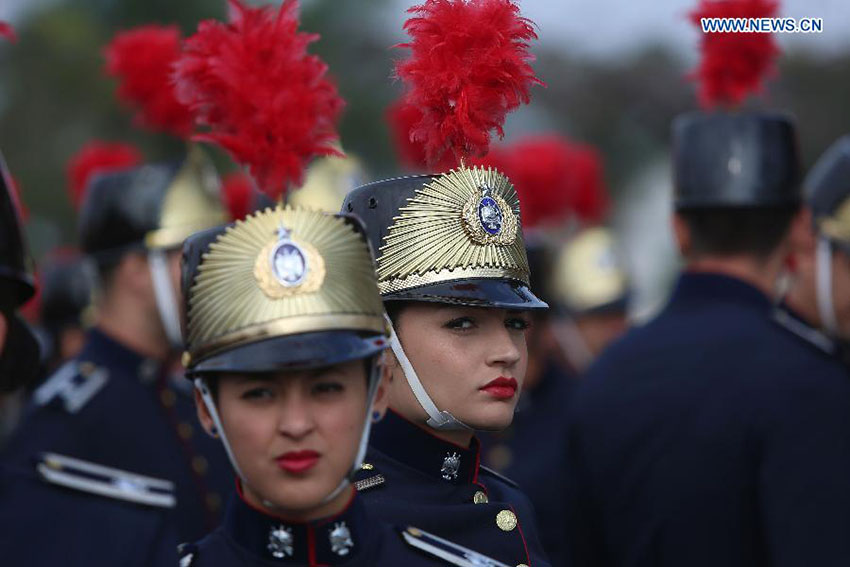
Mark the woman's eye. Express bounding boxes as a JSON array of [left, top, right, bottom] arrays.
[[313, 382, 344, 395], [506, 317, 531, 331], [241, 388, 273, 400], [444, 317, 475, 330]]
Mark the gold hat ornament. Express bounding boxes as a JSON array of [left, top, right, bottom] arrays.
[[551, 227, 628, 314], [184, 205, 387, 370]]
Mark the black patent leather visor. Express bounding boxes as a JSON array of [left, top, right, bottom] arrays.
[[188, 330, 387, 377], [384, 278, 548, 310]]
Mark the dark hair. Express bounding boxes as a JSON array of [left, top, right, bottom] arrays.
[[678, 205, 799, 261], [384, 301, 408, 329]]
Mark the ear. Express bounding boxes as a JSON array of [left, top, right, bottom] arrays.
[[193, 384, 218, 438], [672, 212, 691, 258], [371, 353, 392, 420], [787, 208, 816, 263], [116, 251, 153, 296]]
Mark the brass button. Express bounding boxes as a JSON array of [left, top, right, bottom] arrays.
[[206, 493, 221, 511], [517, 564, 529, 567], [160, 389, 176, 408], [496, 509, 517, 532], [192, 456, 208, 475], [177, 422, 194, 440], [360, 462, 374, 471], [79, 362, 96, 377], [181, 351, 192, 367], [473, 491, 489, 504]]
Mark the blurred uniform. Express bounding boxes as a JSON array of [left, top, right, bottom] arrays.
[[566, 113, 850, 566], [345, 168, 552, 567], [479, 227, 629, 566], [2, 148, 234, 544], [0, 150, 178, 564]]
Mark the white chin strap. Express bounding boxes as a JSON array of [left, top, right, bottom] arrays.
[[385, 315, 471, 431], [149, 250, 184, 350], [815, 236, 839, 337], [192, 352, 384, 509], [194, 378, 246, 481]]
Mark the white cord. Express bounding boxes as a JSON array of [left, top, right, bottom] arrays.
[[815, 236, 839, 336], [148, 250, 183, 349]]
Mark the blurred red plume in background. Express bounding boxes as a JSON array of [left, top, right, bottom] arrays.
[[67, 141, 143, 209]]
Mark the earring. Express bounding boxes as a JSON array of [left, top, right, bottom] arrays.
[[210, 426, 219, 438], [371, 411, 383, 423]]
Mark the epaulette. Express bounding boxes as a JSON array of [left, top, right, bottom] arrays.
[[353, 461, 385, 492], [400, 526, 511, 567], [178, 542, 198, 567], [37, 452, 175, 508], [479, 465, 519, 489], [32, 360, 109, 413]]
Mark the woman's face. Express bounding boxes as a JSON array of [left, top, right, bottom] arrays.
[[196, 359, 385, 518], [390, 304, 530, 432]]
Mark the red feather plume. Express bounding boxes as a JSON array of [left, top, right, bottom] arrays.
[[395, 0, 543, 168], [221, 172, 254, 221], [688, 0, 780, 109], [387, 97, 458, 173], [174, 0, 345, 201], [67, 141, 142, 209], [472, 135, 608, 229], [0, 21, 17, 43], [104, 25, 194, 137]]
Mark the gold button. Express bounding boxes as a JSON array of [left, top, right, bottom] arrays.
[[79, 362, 96, 377], [473, 491, 489, 504], [206, 493, 221, 511], [177, 422, 194, 440], [192, 456, 208, 475], [181, 351, 192, 367], [160, 389, 176, 408], [496, 509, 517, 532], [360, 462, 374, 471], [517, 564, 529, 567]]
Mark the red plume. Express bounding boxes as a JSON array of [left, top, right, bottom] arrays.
[[67, 141, 142, 209], [104, 25, 194, 137], [472, 135, 608, 229], [174, 0, 345, 201], [0, 21, 17, 43], [387, 97, 458, 173], [688, 0, 780, 109], [221, 172, 254, 221], [395, 0, 543, 168]]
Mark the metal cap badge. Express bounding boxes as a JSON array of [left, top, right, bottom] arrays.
[[182, 205, 387, 374]]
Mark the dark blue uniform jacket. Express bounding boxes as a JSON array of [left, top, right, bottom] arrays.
[[566, 273, 850, 567], [356, 409, 552, 567], [1, 328, 233, 543]]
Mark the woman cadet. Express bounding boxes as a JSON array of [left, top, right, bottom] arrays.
[[177, 206, 516, 567], [340, 0, 554, 564]]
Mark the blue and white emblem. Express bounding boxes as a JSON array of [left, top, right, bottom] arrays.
[[270, 225, 308, 287], [441, 452, 461, 481], [477, 187, 503, 235]]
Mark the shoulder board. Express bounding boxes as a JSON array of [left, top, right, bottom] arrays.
[[354, 461, 385, 492], [32, 360, 109, 413], [178, 542, 198, 567], [479, 465, 518, 489], [37, 452, 175, 509], [400, 526, 511, 567]]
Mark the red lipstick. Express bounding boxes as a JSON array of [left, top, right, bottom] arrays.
[[276, 450, 320, 474], [480, 376, 518, 400]]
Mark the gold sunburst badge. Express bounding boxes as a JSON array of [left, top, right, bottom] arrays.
[[254, 224, 326, 299]]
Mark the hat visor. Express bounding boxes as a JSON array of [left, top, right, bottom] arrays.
[[383, 278, 547, 310], [189, 330, 387, 376]]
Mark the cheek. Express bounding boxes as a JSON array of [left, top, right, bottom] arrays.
[[218, 400, 275, 462]]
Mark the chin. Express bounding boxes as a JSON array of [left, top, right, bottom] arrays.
[[463, 404, 517, 432]]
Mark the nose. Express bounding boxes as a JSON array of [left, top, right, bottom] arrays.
[[485, 321, 523, 369], [276, 390, 316, 440]]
